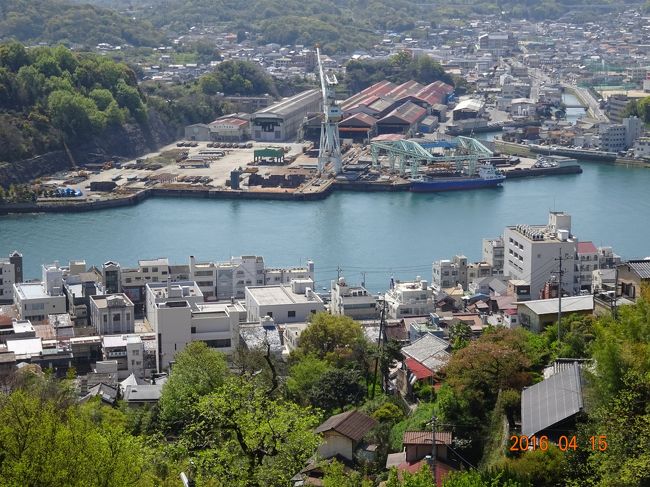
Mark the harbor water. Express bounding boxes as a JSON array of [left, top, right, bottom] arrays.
[[1, 162, 649, 292]]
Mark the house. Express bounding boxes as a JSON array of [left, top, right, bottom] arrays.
[[396, 333, 451, 397], [617, 260, 650, 301], [315, 410, 378, 461], [516, 295, 594, 333], [521, 362, 586, 441], [123, 383, 163, 405], [403, 431, 453, 463]]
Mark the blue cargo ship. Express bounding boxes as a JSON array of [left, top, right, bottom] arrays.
[[409, 164, 505, 192]]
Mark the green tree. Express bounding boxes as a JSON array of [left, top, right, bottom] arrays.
[[307, 368, 365, 413], [184, 375, 321, 487], [158, 341, 228, 433], [449, 321, 472, 351], [286, 354, 332, 403], [297, 312, 367, 364]]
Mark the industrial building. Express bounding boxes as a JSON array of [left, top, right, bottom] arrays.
[[184, 114, 250, 142], [251, 89, 321, 141], [376, 102, 428, 135]]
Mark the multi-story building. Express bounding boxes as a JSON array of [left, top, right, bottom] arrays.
[[101, 334, 146, 379], [13, 262, 66, 321], [482, 238, 505, 275], [384, 277, 435, 319], [189, 255, 314, 301], [432, 255, 492, 292], [89, 294, 135, 335], [576, 242, 599, 292], [330, 277, 377, 320], [478, 32, 516, 56], [0, 251, 22, 304], [634, 136, 650, 159], [152, 298, 245, 371], [245, 279, 325, 324], [145, 281, 204, 329], [623, 116, 643, 150], [102, 261, 122, 294], [502, 212, 578, 299], [599, 123, 626, 152]]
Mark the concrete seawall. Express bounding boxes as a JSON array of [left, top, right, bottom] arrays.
[[0, 184, 336, 215]]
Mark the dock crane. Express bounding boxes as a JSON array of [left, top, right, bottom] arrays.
[[316, 46, 342, 174]]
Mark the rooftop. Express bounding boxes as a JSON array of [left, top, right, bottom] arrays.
[[403, 430, 453, 446], [315, 410, 378, 443], [518, 295, 594, 316], [625, 260, 650, 279], [522, 362, 584, 437], [246, 284, 323, 305], [90, 294, 134, 309], [253, 89, 320, 118], [401, 333, 450, 373], [14, 282, 49, 300]]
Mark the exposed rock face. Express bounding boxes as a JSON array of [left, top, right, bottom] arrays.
[[0, 111, 179, 187]]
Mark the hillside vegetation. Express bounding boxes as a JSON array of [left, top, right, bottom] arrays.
[[0, 0, 164, 48]]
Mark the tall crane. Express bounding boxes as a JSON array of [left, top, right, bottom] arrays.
[[316, 46, 342, 174]]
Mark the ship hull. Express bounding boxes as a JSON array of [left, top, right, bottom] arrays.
[[409, 176, 505, 192]]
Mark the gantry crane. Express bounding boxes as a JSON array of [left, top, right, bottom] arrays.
[[316, 46, 342, 174]]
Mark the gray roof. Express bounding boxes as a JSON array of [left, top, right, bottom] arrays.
[[521, 362, 584, 437], [518, 295, 593, 316], [401, 333, 451, 372], [123, 384, 163, 403], [626, 260, 650, 279]]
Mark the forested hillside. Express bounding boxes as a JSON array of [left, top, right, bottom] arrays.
[[0, 0, 164, 47], [75, 0, 639, 53], [0, 41, 226, 184]]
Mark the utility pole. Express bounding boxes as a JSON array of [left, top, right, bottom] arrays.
[[361, 271, 366, 288], [554, 249, 565, 342], [430, 415, 437, 485], [336, 265, 342, 280], [613, 266, 619, 320], [371, 296, 387, 399]]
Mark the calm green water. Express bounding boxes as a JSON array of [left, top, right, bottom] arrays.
[[1, 162, 648, 291]]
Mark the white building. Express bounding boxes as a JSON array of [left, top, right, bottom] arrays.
[[90, 294, 135, 335], [245, 279, 325, 324], [145, 281, 204, 330], [384, 277, 435, 319], [623, 116, 643, 150], [432, 256, 492, 292], [14, 282, 67, 322], [502, 212, 578, 299], [576, 242, 599, 292], [330, 277, 377, 320], [152, 299, 245, 371], [102, 335, 146, 379], [189, 255, 314, 301], [482, 238, 505, 275], [634, 136, 650, 159], [599, 123, 626, 152]]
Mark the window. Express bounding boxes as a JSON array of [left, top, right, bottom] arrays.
[[204, 339, 231, 348], [142, 267, 149, 273], [126, 313, 131, 322], [191, 326, 196, 333], [113, 314, 120, 322], [267, 312, 273, 318], [125, 278, 132, 283], [132, 349, 139, 356], [288, 310, 296, 318], [103, 315, 108, 324], [152, 267, 159, 272]]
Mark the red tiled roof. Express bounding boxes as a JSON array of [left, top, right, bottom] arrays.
[[577, 241, 597, 254], [210, 117, 249, 127], [405, 357, 434, 380], [341, 80, 397, 111], [396, 459, 456, 486], [403, 431, 453, 445]]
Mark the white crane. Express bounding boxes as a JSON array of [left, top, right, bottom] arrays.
[[316, 46, 342, 174]]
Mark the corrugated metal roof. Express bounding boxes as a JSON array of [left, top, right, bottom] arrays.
[[315, 410, 377, 442], [521, 362, 584, 437], [401, 333, 451, 372], [341, 80, 397, 111], [378, 101, 427, 125], [339, 112, 377, 127], [403, 431, 452, 445], [518, 295, 594, 316], [627, 260, 650, 279]]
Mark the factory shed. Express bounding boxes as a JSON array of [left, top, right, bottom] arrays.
[[376, 102, 427, 135], [338, 113, 377, 141], [251, 89, 321, 142], [340, 80, 397, 113]]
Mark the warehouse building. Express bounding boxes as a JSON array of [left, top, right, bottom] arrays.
[[376, 102, 427, 135], [251, 90, 321, 142], [184, 114, 250, 142]]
